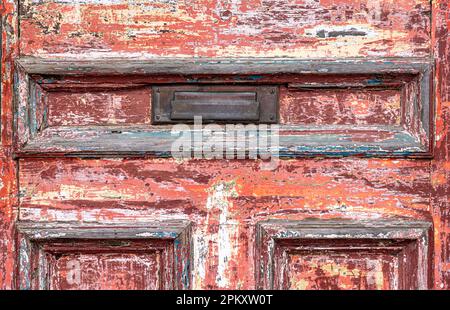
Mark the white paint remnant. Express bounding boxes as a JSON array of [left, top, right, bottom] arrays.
[[193, 232, 208, 288], [205, 181, 238, 288], [66, 260, 81, 285]]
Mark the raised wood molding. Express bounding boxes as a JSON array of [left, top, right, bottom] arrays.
[[16, 220, 192, 290], [13, 57, 434, 158], [255, 218, 432, 290], [16, 57, 432, 76]]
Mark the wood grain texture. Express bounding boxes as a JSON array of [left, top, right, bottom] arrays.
[[279, 88, 402, 126], [46, 87, 152, 126], [16, 56, 432, 76], [49, 252, 162, 290], [288, 250, 400, 289], [430, 0, 450, 289], [0, 0, 19, 290], [18, 0, 431, 58]]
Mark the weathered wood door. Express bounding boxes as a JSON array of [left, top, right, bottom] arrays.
[[1, 0, 449, 290]]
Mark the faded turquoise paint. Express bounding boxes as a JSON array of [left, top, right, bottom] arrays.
[[14, 58, 433, 160], [366, 78, 383, 85]]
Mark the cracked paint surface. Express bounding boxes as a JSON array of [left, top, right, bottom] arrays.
[[288, 253, 396, 290], [1, 0, 450, 290], [19, 0, 431, 58]]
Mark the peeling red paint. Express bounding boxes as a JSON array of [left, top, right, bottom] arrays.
[[1, 0, 450, 290], [19, 0, 431, 58]]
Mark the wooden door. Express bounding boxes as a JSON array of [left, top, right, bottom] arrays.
[[0, 0, 449, 290]]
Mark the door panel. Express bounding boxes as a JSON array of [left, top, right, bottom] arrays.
[[279, 88, 403, 126], [16, 222, 192, 290], [287, 251, 400, 290], [256, 219, 431, 290], [1, 0, 450, 290], [49, 252, 162, 290], [18, 0, 431, 58], [46, 88, 153, 127], [17, 158, 431, 289], [14, 58, 433, 158]]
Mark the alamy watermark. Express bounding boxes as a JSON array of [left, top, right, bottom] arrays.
[[170, 116, 280, 170]]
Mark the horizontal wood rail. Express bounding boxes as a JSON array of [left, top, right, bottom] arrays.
[[14, 57, 434, 158]]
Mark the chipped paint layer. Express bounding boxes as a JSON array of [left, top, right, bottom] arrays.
[[1, 0, 450, 290], [19, 0, 431, 58]]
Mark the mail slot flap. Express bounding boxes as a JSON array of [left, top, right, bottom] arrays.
[[173, 91, 256, 102], [170, 91, 260, 121], [153, 85, 278, 124]]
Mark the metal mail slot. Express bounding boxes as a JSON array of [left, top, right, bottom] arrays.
[[171, 91, 260, 121], [152, 85, 278, 124]]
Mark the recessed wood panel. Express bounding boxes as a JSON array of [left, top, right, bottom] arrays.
[[46, 88, 152, 126], [287, 251, 399, 290], [256, 219, 432, 290], [48, 250, 162, 290], [16, 222, 192, 290], [13, 58, 433, 158], [277, 238, 412, 290], [279, 88, 402, 126]]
